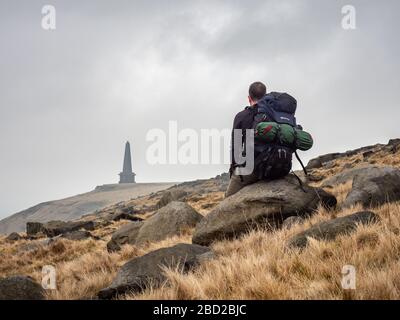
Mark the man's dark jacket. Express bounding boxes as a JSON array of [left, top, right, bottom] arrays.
[[230, 106, 258, 173]]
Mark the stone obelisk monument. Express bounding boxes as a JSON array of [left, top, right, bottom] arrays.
[[119, 141, 136, 184]]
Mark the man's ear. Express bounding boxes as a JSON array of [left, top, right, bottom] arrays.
[[248, 96, 256, 106]]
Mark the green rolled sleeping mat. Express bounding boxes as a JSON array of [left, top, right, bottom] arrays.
[[255, 122, 279, 142], [255, 122, 313, 151], [295, 128, 313, 151]]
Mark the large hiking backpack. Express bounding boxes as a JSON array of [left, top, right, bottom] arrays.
[[252, 92, 311, 180]]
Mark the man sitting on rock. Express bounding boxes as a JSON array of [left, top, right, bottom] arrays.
[[226, 81, 300, 197]]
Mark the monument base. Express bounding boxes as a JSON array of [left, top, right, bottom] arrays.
[[119, 172, 136, 184]]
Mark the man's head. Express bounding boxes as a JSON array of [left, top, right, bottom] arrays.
[[248, 82, 267, 106]]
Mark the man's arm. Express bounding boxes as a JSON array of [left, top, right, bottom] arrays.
[[230, 113, 242, 176]]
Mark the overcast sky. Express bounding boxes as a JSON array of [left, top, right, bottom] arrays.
[[0, 0, 399, 219]]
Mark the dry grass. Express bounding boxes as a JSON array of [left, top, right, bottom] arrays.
[[1, 147, 400, 300], [126, 201, 400, 300], [0, 231, 193, 300]]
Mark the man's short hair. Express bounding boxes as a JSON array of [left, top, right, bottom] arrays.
[[249, 82, 267, 101]]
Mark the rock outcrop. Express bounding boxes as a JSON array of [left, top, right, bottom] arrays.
[[6, 232, 22, 241], [0, 276, 45, 300], [27, 220, 96, 238], [157, 189, 188, 208], [192, 175, 337, 246], [306, 153, 342, 170], [107, 221, 144, 252], [388, 138, 400, 146], [98, 243, 211, 299], [321, 165, 375, 188], [106, 211, 143, 222], [342, 167, 400, 208], [61, 230, 94, 241], [107, 202, 203, 250], [287, 211, 380, 249], [135, 202, 202, 246], [26, 222, 44, 236]]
